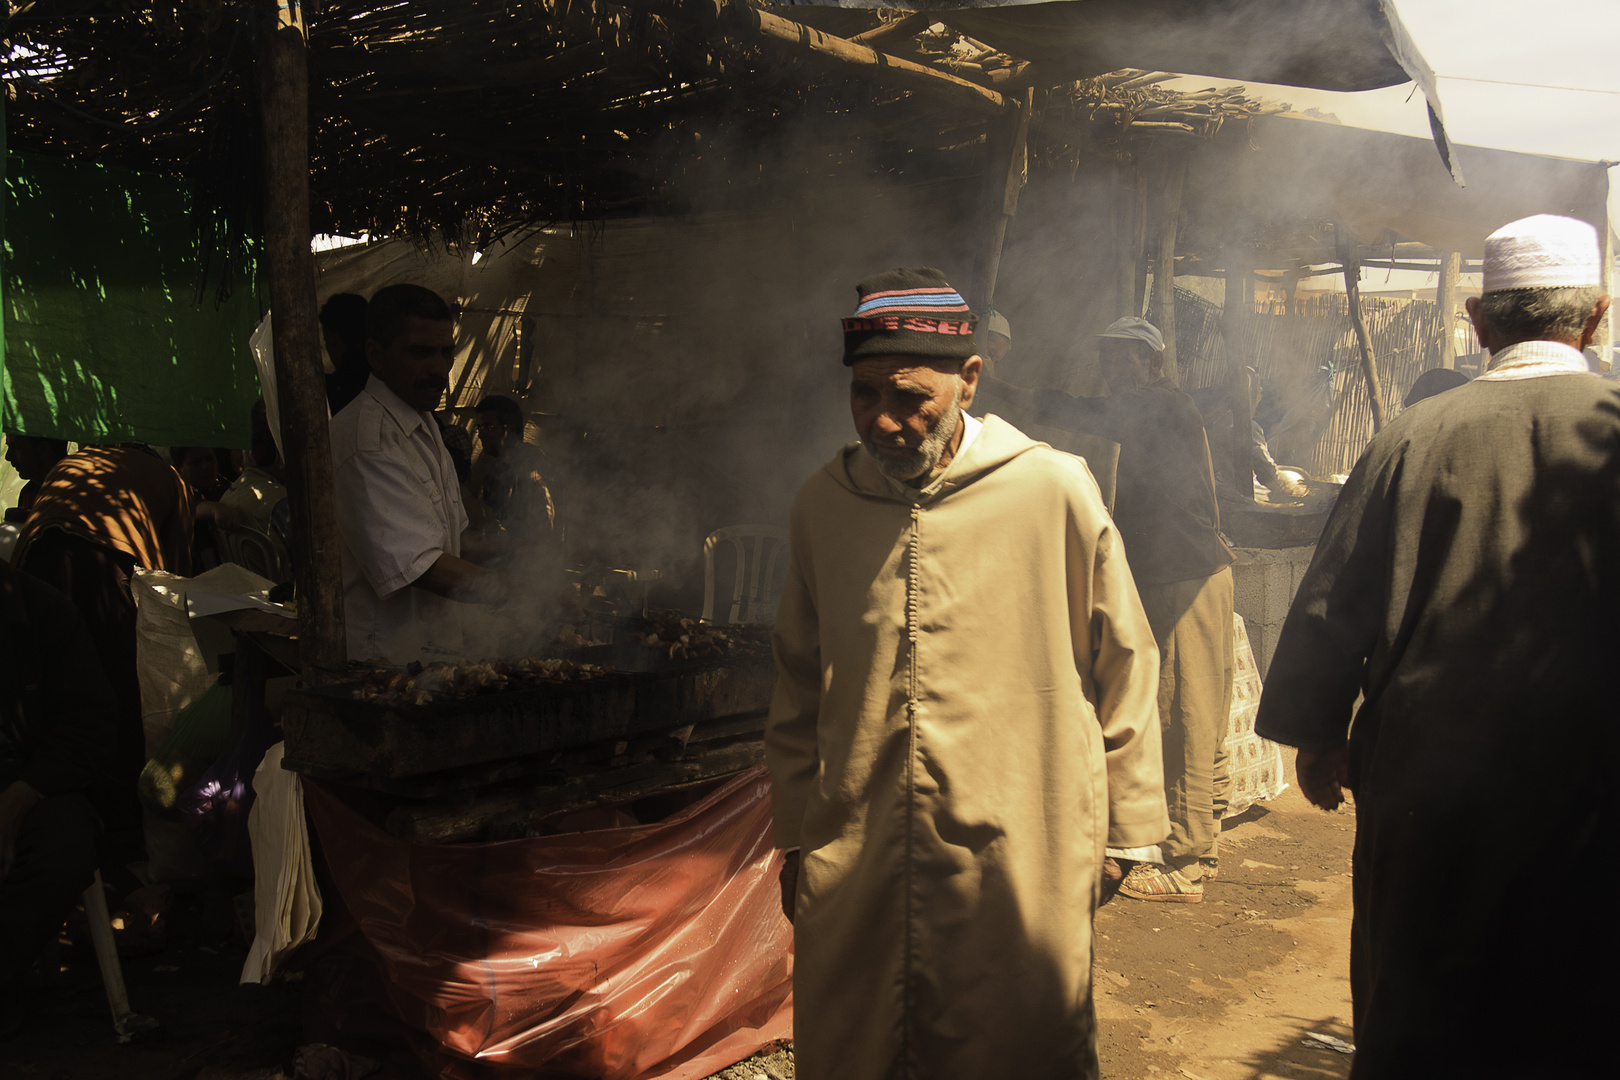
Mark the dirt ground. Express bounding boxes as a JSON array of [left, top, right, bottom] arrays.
[[1, 764, 1354, 1080], [1092, 771, 1358, 1080]]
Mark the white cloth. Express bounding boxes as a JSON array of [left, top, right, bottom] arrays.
[[1219, 611, 1288, 818], [241, 742, 322, 985], [1483, 214, 1601, 293], [1478, 339, 1593, 383], [330, 374, 469, 662]]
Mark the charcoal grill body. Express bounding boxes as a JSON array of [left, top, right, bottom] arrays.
[[281, 651, 775, 790]]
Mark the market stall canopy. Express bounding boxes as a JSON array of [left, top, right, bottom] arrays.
[[1180, 115, 1610, 264], [784, 0, 1460, 182]]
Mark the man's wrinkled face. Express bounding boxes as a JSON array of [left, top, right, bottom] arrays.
[[368, 316, 456, 413], [850, 355, 979, 482], [1099, 338, 1158, 395]]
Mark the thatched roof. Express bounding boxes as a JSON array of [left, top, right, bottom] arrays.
[[3, 0, 1441, 269]]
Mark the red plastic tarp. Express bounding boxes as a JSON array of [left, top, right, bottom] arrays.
[[303, 763, 794, 1079]]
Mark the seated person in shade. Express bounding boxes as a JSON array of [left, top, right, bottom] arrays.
[[472, 394, 555, 541], [170, 446, 231, 503], [172, 446, 246, 570], [0, 560, 118, 1037], [3, 435, 69, 522], [13, 443, 193, 829]]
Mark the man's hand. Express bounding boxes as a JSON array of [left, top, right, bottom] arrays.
[[779, 850, 799, 924], [0, 780, 43, 883], [1296, 746, 1352, 811], [1274, 474, 1309, 499], [414, 553, 507, 606]]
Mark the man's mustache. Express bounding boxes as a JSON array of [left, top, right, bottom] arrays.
[[416, 376, 450, 392]]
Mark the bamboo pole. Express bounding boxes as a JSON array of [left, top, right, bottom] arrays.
[[1223, 246, 1254, 501], [1132, 170, 1149, 318], [849, 12, 931, 47], [1435, 250, 1460, 370], [968, 88, 1033, 314], [731, 5, 1007, 114], [1152, 155, 1186, 385], [257, 0, 347, 680], [1601, 218, 1614, 374], [1340, 249, 1388, 432], [1114, 165, 1139, 319]]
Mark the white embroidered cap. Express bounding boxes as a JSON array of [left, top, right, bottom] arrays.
[[1483, 214, 1602, 293]]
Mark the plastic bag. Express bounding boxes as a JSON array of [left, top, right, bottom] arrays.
[[133, 563, 276, 754], [137, 679, 235, 820], [302, 763, 793, 1080]]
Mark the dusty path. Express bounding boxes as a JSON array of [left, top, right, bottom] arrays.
[[1094, 769, 1357, 1080]]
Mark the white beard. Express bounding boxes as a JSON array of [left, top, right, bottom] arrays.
[[863, 385, 964, 484]]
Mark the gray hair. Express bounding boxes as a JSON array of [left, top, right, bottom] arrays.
[[1477, 286, 1603, 343]]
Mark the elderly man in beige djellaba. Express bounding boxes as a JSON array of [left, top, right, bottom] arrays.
[[766, 266, 1170, 1080]]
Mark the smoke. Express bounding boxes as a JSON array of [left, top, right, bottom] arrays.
[[311, 105, 1148, 638]]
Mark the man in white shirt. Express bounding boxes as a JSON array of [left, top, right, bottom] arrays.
[[330, 284, 506, 662]]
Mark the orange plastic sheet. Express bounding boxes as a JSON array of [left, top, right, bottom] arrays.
[[302, 763, 794, 1079]]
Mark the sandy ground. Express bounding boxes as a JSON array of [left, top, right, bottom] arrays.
[[1, 766, 1355, 1080], [1092, 771, 1357, 1080]]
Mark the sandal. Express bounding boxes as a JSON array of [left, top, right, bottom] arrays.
[[1118, 861, 1204, 904]]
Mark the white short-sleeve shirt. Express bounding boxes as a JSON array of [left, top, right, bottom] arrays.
[[330, 375, 470, 663]]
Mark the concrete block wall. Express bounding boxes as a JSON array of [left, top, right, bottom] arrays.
[[1231, 546, 1317, 679]]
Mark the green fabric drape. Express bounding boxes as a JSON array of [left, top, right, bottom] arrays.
[[3, 153, 262, 448]]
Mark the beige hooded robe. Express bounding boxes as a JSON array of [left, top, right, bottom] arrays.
[[767, 414, 1169, 1080]]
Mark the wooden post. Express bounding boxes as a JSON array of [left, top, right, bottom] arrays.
[[258, 0, 347, 679], [1435, 250, 1460, 370], [1601, 220, 1614, 374], [968, 90, 1032, 314], [1151, 154, 1186, 385], [1132, 170, 1149, 320], [1114, 164, 1140, 319], [1222, 246, 1254, 501], [1340, 246, 1388, 432]]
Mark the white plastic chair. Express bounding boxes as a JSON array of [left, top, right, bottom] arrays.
[[702, 525, 789, 625], [220, 529, 290, 584]]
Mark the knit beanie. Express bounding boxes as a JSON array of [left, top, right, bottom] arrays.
[[842, 268, 978, 365]]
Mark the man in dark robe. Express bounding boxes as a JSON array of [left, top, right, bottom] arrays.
[[1255, 213, 1618, 1077]]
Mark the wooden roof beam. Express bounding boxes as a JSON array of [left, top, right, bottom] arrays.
[[848, 12, 933, 48], [695, 1, 1010, 116]]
